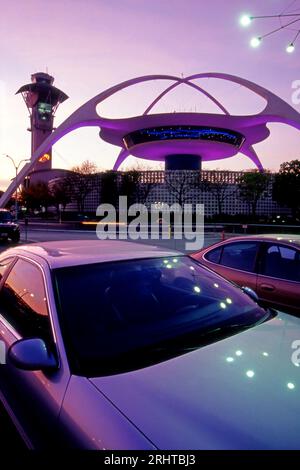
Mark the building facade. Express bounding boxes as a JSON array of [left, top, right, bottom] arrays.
[[51, 169, 291, 218]]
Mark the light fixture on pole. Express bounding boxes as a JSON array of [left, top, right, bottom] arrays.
[[239, 10, 300, 53], [240, 14, 252, 27], [286, 29, 300, 53], [286, 43, 295, 53], [240, 13, 300, 27], [3, 154, 30, 221], [250, 37, 262, 48]]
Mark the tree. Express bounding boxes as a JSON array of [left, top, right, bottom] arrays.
[[119, 170, 140, 206], [50, 181, 72, 212], [164, 171, 201, 206], [0, 190, 17, 210], [273, 160, 300, 218], [238, 170, 270, 217], [100, 170, 120, 206], [20, 182, 53, 213], [120, 166, 154, 205], [99, 170, 153, 209], [135, 179, 154, 205], [202, 171, 238, 216], [72, 160, 97, 176], [63, 160, 98, 213]]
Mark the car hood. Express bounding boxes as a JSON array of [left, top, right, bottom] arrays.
[[89, 312, 300, 449]]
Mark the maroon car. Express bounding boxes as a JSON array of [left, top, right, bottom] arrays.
[[192, 234, 300, 315]]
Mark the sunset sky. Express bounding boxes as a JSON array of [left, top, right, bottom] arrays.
[[1, 0, 300, 190]]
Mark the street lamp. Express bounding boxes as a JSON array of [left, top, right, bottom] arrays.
[[286, 43, 295, 53], [239, 12, 300, 53], [240, 13, 300, 26], [3, 154, 30, 221], [286, 30, 300, 53], [240, 14, 252, 27], [250, 37, 261, 48]]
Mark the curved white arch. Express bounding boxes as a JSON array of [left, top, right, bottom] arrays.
[[241, 146, 264, 172], [187, 72, 300, 126], [143, 77, 230, 116], [1, 72, 300, 207], [0, 74, 181, 207], [113, 76, 230, 170], [113, 148, 131, 171]]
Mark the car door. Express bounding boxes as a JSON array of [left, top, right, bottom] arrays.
[[202, 241, 260, 291], [256, 243, 300, 313], [0, 256, 70, 448], [0, 256, 16, 365]]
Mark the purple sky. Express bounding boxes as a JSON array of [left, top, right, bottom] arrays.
[[1, 0, 300, 189]]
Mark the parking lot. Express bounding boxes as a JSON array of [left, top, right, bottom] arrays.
[[0, 227, 224, 447], [0, 227, 299, 449]]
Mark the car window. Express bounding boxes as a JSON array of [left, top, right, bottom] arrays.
[[53, 256, 272, 376], [261, 244, 300, 282], [0, 212, 13, 222], [0, 258, 14, 282], [219, 242, 259, 273], [205, 246, 222, 263], [0, 258, 53, 343]]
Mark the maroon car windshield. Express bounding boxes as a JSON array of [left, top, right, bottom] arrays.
[[53, 256, 274, 376]]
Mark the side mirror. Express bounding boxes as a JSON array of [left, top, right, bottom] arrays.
[[242, 286, 259, 303], [8, 338, 58, 371]]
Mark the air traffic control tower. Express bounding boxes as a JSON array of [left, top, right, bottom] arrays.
[[16, 72, 68, 175]]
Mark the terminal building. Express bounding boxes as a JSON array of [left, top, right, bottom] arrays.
[[50, 169, 291, 218]]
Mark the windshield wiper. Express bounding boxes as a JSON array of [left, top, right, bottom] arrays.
[[150, 311, 275, 357]]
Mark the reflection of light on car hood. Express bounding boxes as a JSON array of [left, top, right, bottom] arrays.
[[90, 312, 300, 449]]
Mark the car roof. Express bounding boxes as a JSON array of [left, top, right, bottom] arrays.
[[3, 240, 182, 269], [202, 233, 300, 250]]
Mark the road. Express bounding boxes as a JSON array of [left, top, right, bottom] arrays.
[[1, 227, 225, 254]]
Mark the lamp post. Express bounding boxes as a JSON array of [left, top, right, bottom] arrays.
[[3, 155, 30, 221], [240, 12, 300, 52]]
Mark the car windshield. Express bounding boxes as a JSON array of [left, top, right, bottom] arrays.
[[0, 212, 13, 222], [53, 256, 274, 376]]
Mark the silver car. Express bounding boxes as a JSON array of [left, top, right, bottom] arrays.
[[0, 240, 299, 449]]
